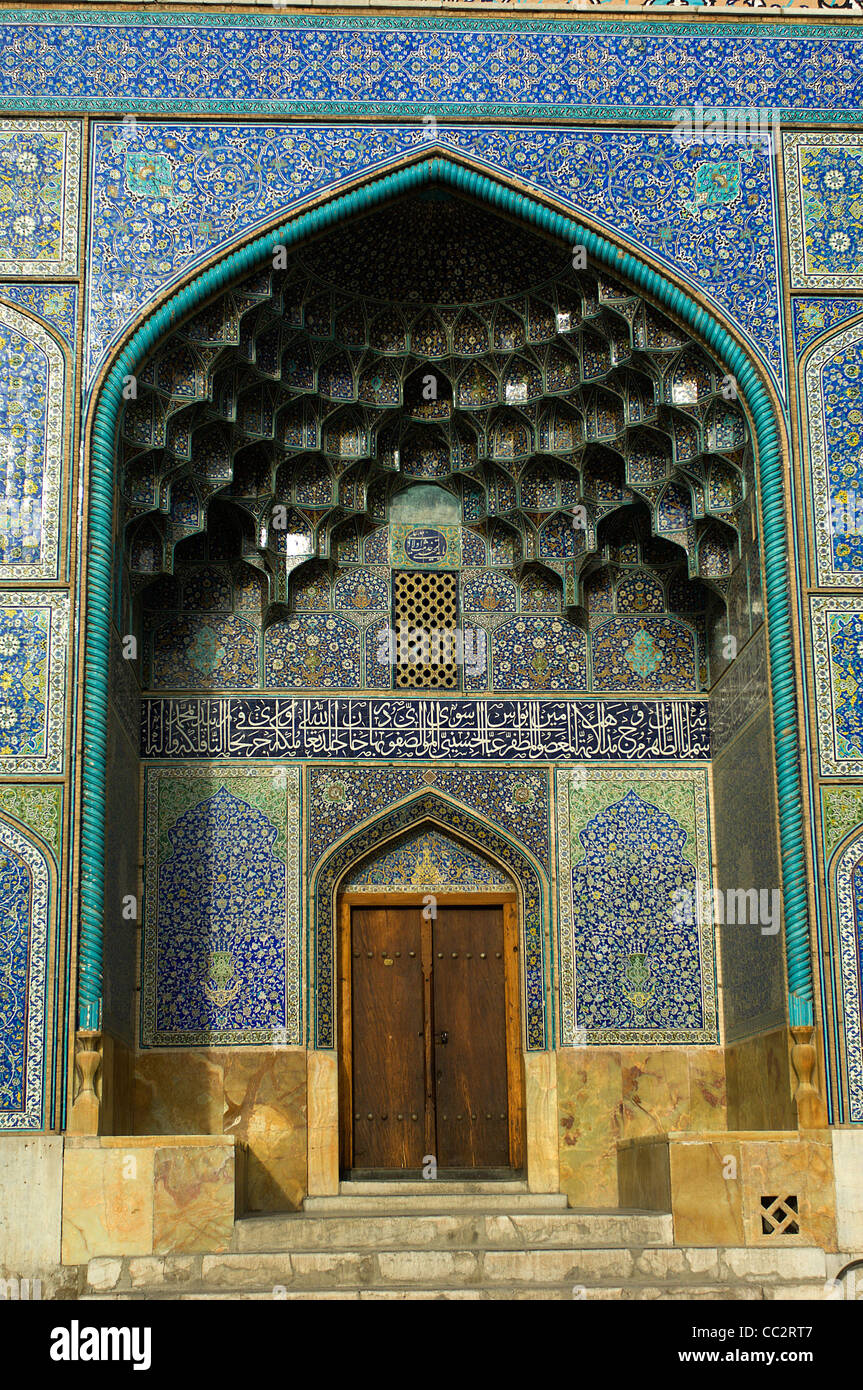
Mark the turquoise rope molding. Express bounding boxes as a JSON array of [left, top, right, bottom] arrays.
[[82, 154, 813, 1031]]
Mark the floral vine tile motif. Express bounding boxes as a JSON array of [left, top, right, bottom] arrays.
[[0, 302, 66, 581], [556, 766, 716, 1047], [0, 120, 80, 276], [88, 121, 781, 391], [307, 764, 551, 873], [805, 320, 863, 588], [0, 284, 77, 351], [3, 15, 861, 118], [591, 616, 698, 693], [0, 815, 50, 1128], [142, 766, 301, 1047], [150, 614, 260, 691], [784, 134, 863, 290], [264, 614, 362, 689], [822, 785, 863, 863], [0, 784, 62, 856], [792, 296, 863, 359], [491, 615, 587, 691], [345, 828, 515, 892], [810, 597, 863, 776], [0, 590, 68, 774], [832, 833, 863, 1122]]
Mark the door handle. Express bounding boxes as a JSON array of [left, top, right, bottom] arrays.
[[434, 1030, 448, 1045]]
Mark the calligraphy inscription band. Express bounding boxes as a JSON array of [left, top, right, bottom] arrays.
[[141, 696, 710, 761]]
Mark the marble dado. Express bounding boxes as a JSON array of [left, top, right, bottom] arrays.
[[133, 1050, 307, 1214], [60, 1135, 238, 1265], [618, 1131, 837, 1252], [556, 1048, 727, 1210]]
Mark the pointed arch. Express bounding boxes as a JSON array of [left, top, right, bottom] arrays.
[[0, 299, 67, 582], [81, 152, 806, 1045], [0, 811, 53, 1130], [827, 826, 863, 1122], [309, 789, 551, 1051]]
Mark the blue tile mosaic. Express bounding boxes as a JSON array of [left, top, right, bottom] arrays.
[[0, 284, 77, 351], [0, 592, 68, 774], [344, 827, 515, 892], [0, 302, 65, 581], [142, 767, 302, 1046], [0, 816, 49, 1128], [2, 15, 862, 118], [87, 122, 782, 389], [792, 297, 863, 358], [556, 767, 716, 1045], [805, 322, 863, 588]]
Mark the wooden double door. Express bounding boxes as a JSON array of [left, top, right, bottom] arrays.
[[341, 899, 523, 1173]]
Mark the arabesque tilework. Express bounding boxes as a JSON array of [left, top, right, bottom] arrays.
[[142, 766, 301, 1047], [0, 119, 80, 276], [556, 767, 717, 1047], [804, 321, 863, 589], [810, 597, 863, 776], [785, 134, 863, 290], [0, 301, 66, 581], [2, 15, 862, 117], [345, 827, 515, 892], [87, 122, 782, 389], [0, 813, 51, 1128], [0, 590, 68, 774]]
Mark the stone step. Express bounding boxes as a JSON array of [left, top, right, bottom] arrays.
[[82, 1281, 831, 1302], [85, 1245, 828, 1297], [234, 1210, 673, 1253], [303, 1192, 569, 1213], [338, 1180, 530, 1196]]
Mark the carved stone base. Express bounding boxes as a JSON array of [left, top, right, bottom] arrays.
[[790, 1025, 829, 1130], [68, 1030, 102, 1135]]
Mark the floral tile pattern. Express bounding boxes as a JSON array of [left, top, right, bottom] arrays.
[[1, 15, 861, 118], [87, 121, 781, 389], [591, 616, 698, 693], [556, 767, 716, 1046], [0, 284, 77, 351], [792, 296, 863, 358], [832, 834, 863, 1122], [0, 302, 66, 581], [491, 616, 587, 692], [142, 767, 302, 1047], [345, 827, 515, 892], [0, 119, 80, 275], [0, 814, 50, 1128], [784, 134, 863, 290], [0, 590, 68, 774], [804, 320, 863, 588], [810, 597, 863, 776]]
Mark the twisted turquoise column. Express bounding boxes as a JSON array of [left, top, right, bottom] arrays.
[[80, 154, 811, 1031]]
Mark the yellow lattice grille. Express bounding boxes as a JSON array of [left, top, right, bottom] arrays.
[[393, 571, 459, 690]]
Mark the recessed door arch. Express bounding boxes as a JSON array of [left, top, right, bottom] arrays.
[[339, 883, 523, 1175]]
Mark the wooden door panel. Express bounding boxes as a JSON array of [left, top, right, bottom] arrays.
[[432, 906, 509, 1168], [351, 907, 426, 1169]]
